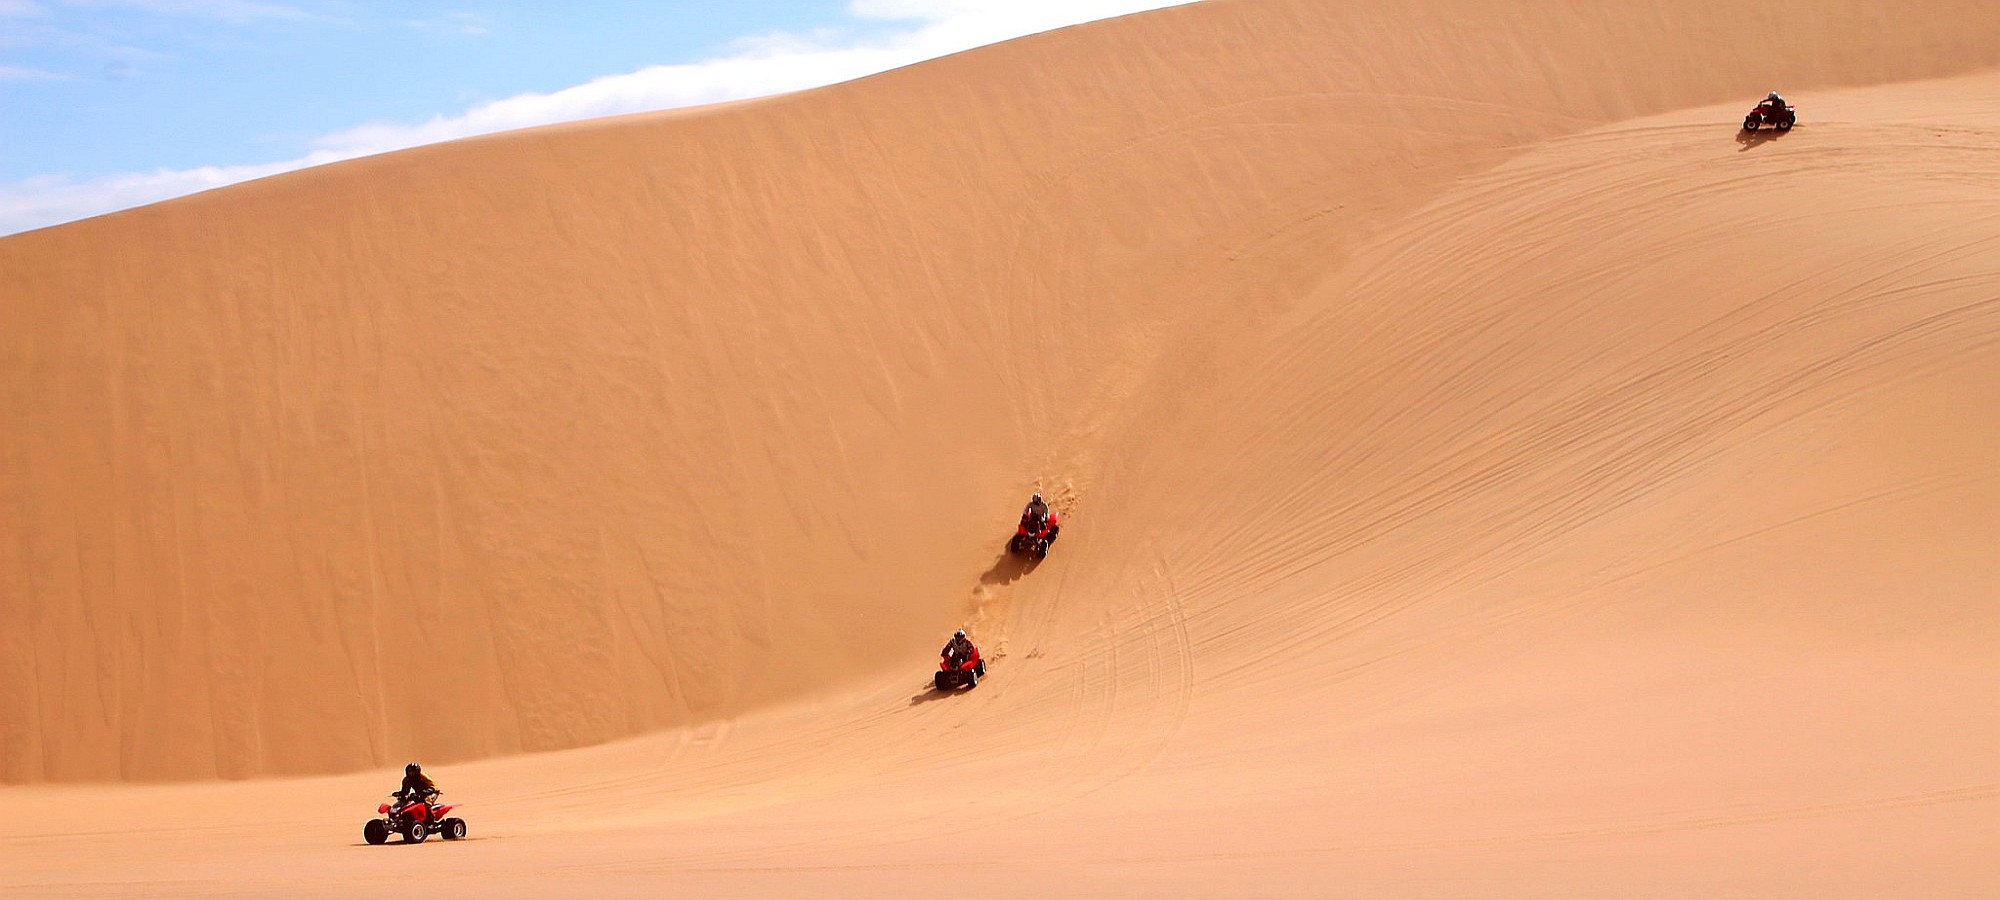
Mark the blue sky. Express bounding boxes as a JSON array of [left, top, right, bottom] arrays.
[[0, 1, 1197, 235]]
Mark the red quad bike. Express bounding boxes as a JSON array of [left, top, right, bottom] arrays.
[[936, 646, 987, 691], [1009, 510, 1061, 559], [363, 794, 466, 845], [1743, 102, 1796, 132]]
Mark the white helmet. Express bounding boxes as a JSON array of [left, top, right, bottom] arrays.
[[1767, 91, 1782, 101], [954, 629, 966, 639]]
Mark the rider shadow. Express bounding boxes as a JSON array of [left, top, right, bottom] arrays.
[[350, 837, 481, 847], [908, 687, 957, 706], [979, 550, 1040, 587], [1735, 127, 1784, 152]]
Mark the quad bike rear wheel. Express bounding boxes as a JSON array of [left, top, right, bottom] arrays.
[[363, 819, 388, 845], [441, 818, 467, 840], [403, 821, 428, 844], [1775, 118, 1793, 131], [1743, 115, 1759, 131]]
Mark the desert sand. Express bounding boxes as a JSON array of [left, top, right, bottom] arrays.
[[2, 0, 1996, 896]]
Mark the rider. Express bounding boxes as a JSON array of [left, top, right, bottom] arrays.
[[1022, 492, 1050, 531], [941, 629, 976, 665], [392, 762, 439, 812]]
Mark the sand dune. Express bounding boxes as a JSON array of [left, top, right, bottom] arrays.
[[2, 0, 1996, 895]]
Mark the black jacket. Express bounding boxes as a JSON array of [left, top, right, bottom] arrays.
[[398, 772, 438, 801]]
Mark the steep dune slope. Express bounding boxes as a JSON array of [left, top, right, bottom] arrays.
[[1, 0, 1995, 802], [4, 73, 1992, 897]]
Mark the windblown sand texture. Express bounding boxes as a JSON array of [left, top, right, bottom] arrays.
[[3, 0, 1997, 895]]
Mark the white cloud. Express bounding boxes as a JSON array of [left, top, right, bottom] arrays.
[[58, 0, 310, 23], [403, 11, 489, 37], [0, 0, 1199, 235], [0, 64, 64, 79]]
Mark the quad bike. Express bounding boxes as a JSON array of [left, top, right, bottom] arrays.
[[936, 646, 987, 691], [1743, 102, 1796, 132], [1008, 510, 1061, 559], [363, 793, 466, 845]]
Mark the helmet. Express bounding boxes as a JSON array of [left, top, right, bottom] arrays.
[[405, 762, 420, 775], [954, 630, 966, 640], [1767, 91, 1781, 101], [1031, 492, 1043, 502]]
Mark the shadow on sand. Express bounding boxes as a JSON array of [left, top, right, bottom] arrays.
[[978, 548, 1040, 586], [350, 836, 484, 848], [908, 685, 967, 706], [1735, 126, 1786, 151]]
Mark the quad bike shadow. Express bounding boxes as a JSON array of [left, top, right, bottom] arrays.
[[908, 686, 958, 707], [979, 549, 1040, 586], [1735, 127, 1783, 151]]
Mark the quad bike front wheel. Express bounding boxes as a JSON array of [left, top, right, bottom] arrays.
[[403, 821, 428, 843], [363, 819, 389, 845], [441, 818, 467, 840], [934, 671, 950, 691]]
